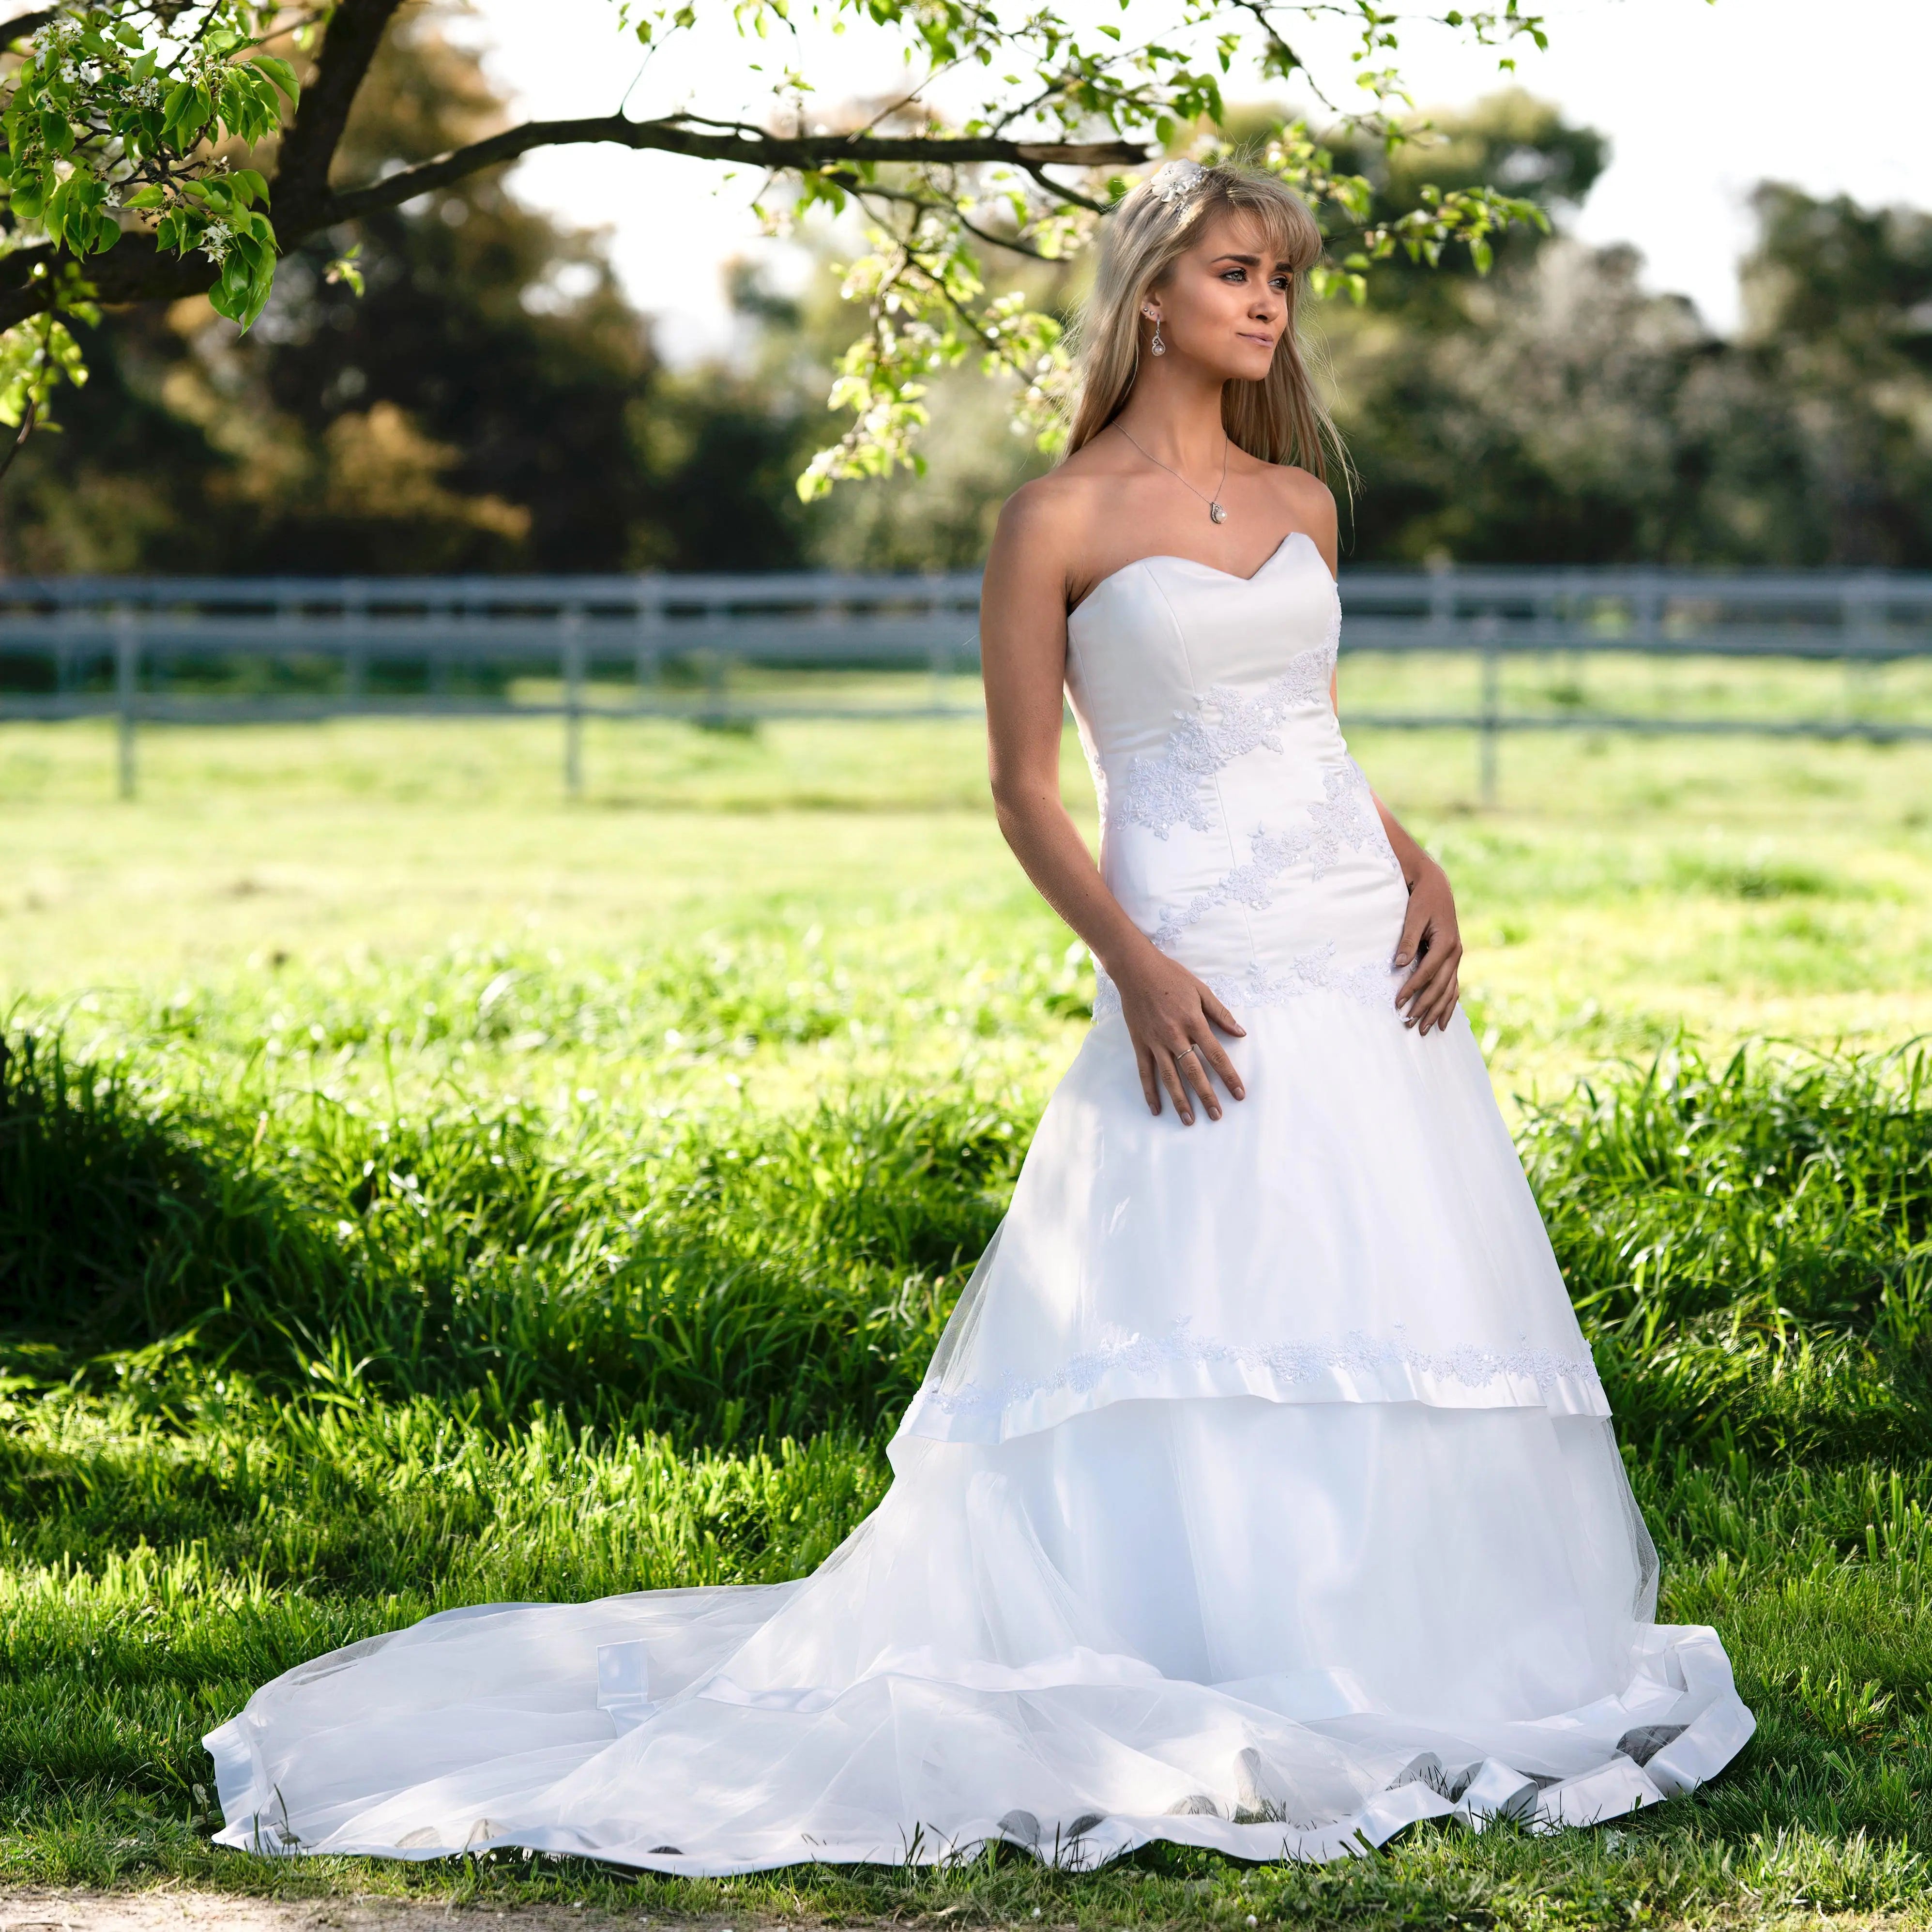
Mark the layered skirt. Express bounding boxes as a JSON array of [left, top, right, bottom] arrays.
[[208, 989, 1753, 1870]]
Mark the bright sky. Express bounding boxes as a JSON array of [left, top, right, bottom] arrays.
[[463, 0, 1932, 362]]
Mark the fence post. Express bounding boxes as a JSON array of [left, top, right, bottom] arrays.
[[562, 603, 585, 797], [1477, 611, 1501, 807], [1428, 559, 1455, 644], [113, 603, 138, 800], [343, 580, 367, 704], [1630, 568, 1660, 648], [1844, 573, 1883, 721], [633, 574, 661, 706], [703, 635, 728, 724], [926, 576, 949, 712]]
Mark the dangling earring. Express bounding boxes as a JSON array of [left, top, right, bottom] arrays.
[[1150, 317, 1166, 356]]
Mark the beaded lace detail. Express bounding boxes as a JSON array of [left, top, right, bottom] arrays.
[[1148, 758, 1399, 955], [1091, 942, 1399, 1022], [1110, 634, 1337, 840], [919, 1318, 1604, 1425]]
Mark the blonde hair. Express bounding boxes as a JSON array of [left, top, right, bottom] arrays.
[[1064, 162, 1346, 484]]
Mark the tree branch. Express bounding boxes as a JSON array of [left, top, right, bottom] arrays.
[[0, 105, 1144, 331], [0, 9, 54, 47], [271, 0, 408, 230], [0, 235, 218, 332], [314, 114, 1149, 226], [814, 170, 1062, 261]]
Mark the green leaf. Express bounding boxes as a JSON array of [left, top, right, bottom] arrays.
[[249, 55, 301, 106]]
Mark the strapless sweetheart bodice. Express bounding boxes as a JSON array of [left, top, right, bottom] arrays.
[[1064, 532, 1408, 1015]]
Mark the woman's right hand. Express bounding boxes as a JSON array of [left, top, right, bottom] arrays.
[[1112, 947, 1248, 1125]]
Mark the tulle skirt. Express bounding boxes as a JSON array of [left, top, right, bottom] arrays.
[[208, 1398, 1751, 1871]]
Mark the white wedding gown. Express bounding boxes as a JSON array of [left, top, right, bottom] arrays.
[[207, 532, 1753, 1871]]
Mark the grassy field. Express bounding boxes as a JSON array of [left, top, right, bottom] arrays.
[[3, 697, 1932, 1926]]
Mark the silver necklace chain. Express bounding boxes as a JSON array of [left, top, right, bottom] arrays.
[[1113, 423, 1231, 524]]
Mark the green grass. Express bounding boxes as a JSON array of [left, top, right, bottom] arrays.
[[2, 707, 1932, 1923], [6, 698, 1932, 1109]]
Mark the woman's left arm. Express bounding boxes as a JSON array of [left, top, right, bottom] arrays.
[[1374, 800, 1463, 1034], [1326, 665, 1463, 1037], [1311, 491, 1460, 1034]]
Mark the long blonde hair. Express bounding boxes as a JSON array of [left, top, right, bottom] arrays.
[[1064, 162, 1346, 483]]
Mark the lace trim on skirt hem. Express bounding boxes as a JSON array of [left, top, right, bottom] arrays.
[[900, 1323, 1610, 1445]]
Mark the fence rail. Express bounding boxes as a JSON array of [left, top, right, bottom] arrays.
[[4, 566, 1930, 800]]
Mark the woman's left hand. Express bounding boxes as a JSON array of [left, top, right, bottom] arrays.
[[1393, 859, 1463, 1035]]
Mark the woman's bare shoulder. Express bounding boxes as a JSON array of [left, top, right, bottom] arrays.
[[990, 463, 1118, 578], [1230, 448, 1335, 519]]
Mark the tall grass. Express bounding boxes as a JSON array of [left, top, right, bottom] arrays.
[[8, 1023, 1930, 1460], [0, 1030, 1024, 1443], [1525, 1042, 1932, 1461]]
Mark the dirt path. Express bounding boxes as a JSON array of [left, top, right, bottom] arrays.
[[4, 1896, 1924, 1932], [0, 1898, 744, 1932]]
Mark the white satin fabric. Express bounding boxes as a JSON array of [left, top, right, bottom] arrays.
[[207, 532, 1754, 1872]]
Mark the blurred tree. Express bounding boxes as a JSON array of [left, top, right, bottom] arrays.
[[233, 5, 653, 572], [1308, 99, 1932, 567], [1326, 231, 1727, 563], [0, 9, 820, 573], [1730, 184, 1932, 566]]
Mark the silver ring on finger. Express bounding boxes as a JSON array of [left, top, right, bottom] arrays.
[[1173, 1044, 1200, 1065]]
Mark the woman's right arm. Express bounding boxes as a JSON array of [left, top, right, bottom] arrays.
[[978, 487, 1248, 1126]]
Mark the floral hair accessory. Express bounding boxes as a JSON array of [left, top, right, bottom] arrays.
[[1147, 159, 1209, 208]]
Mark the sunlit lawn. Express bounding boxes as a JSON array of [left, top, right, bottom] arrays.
[[4, 667, 1931, 1111]]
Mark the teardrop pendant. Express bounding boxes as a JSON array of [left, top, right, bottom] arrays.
[[1209, 502, 1228, 524]]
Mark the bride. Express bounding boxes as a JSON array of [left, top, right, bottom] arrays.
[[206, 160, 1754, 1871]]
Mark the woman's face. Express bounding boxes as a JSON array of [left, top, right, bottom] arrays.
[[1144, 210, 1292, 383]]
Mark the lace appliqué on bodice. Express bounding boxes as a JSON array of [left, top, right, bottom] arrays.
[[1091, 941, 1398, 1023], [919, 1319, 1605, 1427], [1109, 632, 1338, 839], [1148, 758, 1399, 955]]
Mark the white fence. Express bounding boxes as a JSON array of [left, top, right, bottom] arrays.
[[3, 567, 1930, 799]]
